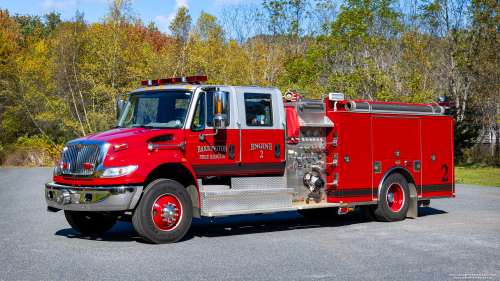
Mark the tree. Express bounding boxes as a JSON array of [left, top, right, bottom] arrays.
[[169, 6, 191, 77]]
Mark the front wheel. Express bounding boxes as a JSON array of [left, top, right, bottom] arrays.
[[64, 211, 117, 234], [359, 205, 378, 221], [132, 179, 193, 244], [373, 173, 410, 222]]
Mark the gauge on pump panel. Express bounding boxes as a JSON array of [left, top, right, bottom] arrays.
[[306, 130, 312, 137], [284, 92, 294, 101], [314, 130, 319, 136]]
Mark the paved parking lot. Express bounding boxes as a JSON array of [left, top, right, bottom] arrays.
[[1, 167, 499, 280]]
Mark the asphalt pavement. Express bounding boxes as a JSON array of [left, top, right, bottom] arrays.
[[0, 167, 499, 280]]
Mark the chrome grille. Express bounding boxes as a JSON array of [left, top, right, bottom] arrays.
[[61, 144, 101, 175]]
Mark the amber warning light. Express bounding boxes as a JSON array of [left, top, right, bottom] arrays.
[[141, 75, 207, 86]]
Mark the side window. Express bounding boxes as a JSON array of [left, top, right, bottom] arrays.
[[207, 91, 230, 127], [174, 98, 190, 122], [190, 93, 205, 132], [244, 93, 273, 126]]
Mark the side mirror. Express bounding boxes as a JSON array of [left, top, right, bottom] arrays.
[[117, 98, 125, 120], [213, 91, 227, 129]]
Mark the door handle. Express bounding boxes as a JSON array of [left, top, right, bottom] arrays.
[[237, 122, 241, 164]]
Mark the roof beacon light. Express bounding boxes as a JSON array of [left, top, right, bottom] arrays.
[[141, 75, 207, 86]]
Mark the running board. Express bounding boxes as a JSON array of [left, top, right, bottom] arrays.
[[204, 203, 341, 217]]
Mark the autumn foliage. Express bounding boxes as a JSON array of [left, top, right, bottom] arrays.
[[0, 0, 499, 166]]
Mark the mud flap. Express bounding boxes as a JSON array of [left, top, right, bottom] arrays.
[[406, 183, 418, 218], [192, 207, 201, 218]]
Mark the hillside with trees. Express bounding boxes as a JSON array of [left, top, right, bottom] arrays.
[[0, 0, 498, 166]]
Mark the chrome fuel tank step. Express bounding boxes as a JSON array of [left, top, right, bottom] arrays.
[[200, 188, 293, 216]]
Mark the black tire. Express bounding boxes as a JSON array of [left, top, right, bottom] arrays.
[[373, 173, 410, 222], [64, 211, 117, 234], [359, 205, 378, 221], [297, 207, 339, 219], [132, 179, 193, 244]]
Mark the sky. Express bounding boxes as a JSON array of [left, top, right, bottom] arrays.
[[1, 0, 248, 33]]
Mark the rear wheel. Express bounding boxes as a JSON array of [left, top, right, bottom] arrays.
[[373, 173, 410, 222], [64, 211, 117, 234], [132, 179, 193, 244]]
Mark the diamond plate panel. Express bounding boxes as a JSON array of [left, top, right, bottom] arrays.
[[202, 188, 292, 198], [207, 206, 298, 217], [200, 188, 293, 216], [283, 169, 288, 189], [200, 185, 231, 191], [231, 175, 286, 190]]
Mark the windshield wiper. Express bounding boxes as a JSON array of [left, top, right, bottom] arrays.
[[135, 124, 154, 129]]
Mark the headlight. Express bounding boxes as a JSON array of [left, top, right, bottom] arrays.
[[54, 161, 62, 175], [101, 165, 138, 178]]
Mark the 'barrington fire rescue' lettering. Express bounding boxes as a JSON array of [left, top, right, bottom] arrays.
[[197, 145, 227, 153], [197, 145, 227, 160]]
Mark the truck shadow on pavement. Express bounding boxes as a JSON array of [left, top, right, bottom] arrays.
[[54, 207, 447, 243], [183, 207, 447, 241]]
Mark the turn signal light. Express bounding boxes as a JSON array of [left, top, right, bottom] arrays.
[[113, 143, 128, 152]]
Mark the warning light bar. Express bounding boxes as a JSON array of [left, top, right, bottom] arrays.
[[141, 76, 207, 86], [439, 102, 455, 109]]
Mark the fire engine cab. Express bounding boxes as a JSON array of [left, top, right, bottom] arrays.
[[45, 75, 455, 244]]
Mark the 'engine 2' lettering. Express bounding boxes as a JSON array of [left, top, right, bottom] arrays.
[[250, 143, 273, 151]]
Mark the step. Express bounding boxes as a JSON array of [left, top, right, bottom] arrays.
[[205, 202, 340, 217], [200, 188, 293, 216]]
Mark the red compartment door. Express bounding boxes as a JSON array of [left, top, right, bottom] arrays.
[[340, 114, 373, 202]]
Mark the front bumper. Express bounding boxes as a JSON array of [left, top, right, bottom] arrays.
[[45, 182, 143, 211]]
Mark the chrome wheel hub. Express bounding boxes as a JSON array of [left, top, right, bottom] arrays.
[[160, 202, 179, 224], [387, 192, 395, 203]]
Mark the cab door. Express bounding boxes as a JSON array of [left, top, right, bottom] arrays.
[[185, 88, 239, 177], [237, 88, 286, 175]]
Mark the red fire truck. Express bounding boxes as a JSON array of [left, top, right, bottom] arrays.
[[45, 75, 455, 244]]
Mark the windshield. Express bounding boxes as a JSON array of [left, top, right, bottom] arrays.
[[116, 90, 193, 129]]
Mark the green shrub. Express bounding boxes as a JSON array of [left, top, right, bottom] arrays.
[[0, 135, 63, 167]]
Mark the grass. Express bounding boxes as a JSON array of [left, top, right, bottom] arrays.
[[455, 163, 500, 187]]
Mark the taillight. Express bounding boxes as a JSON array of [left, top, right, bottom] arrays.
[[113, 143, 128, 152]]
